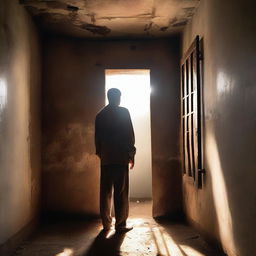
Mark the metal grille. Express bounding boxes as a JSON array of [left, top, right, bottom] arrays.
[[181, 36, 204, 188]]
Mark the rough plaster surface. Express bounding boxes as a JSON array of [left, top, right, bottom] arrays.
[[0, 0, 41, 248], [21, 0, 200, 38], [182, 0, 256, 255], [42, 37, 182, 218]]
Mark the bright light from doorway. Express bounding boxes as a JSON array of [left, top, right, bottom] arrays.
[[105, 69, 151, 117], [105, 69, 152, 198]]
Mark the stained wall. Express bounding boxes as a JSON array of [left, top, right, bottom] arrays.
[[41, 37, 182, 217], [182, 0, 256, 255], [0, 0, 41, 254]]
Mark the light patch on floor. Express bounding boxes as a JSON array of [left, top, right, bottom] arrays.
[[56, 248, 74, 256], [13, 201, 225, 256]]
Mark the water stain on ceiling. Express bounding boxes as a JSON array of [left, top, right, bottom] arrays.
[[20, 0, 200, 38]]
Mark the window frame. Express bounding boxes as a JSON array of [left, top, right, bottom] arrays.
[[181, 35, 204, 188]]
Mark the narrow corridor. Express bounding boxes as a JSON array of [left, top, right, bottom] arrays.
[[13, 201, 225, 256], [2, 1, 256, 255]]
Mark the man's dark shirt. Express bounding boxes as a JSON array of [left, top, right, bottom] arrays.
[[95, 105, 136, 165]]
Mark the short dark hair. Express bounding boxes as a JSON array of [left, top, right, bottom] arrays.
[[107, 88, 121, 104]]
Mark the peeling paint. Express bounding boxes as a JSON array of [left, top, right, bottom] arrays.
[[160, 26, 168, 32], [171, 20, 187, 27], [169, 17, 187, 27], [67, 5, 79, 12], [98, 13, 158, 20], [144, 22, 153, 32], [21, 0, 200, 37], [46, 1, 67, 10], [80, 23, 111, 35]]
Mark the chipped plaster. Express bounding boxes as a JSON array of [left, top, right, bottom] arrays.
[[21, 0, 200, 37]]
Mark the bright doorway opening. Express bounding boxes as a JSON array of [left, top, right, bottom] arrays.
[[105, 69, 152, 199]]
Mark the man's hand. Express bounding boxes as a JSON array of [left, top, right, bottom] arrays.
[[129, 159, 135, 170]]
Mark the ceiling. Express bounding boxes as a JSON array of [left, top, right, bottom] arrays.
[[21, 0, 200, 38]]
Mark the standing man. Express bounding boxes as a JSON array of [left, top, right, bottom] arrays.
[[95, 88, 136, 232]]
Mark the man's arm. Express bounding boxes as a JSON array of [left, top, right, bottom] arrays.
[[126, 110, 136, 169]]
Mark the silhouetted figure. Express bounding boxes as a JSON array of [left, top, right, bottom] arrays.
[[95, 88, 136, 232]]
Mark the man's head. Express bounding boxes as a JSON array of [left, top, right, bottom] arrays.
[[107, 88, 121, 106]]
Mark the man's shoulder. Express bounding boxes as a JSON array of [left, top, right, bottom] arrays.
[[96, 106, 130, 120], [96, 106, 109, 117], [116, 107, 131, 118], [97, 106, 129, 114], [118, 106, 129, 113]]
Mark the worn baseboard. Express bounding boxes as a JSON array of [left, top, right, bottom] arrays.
[[0, 219, 38, 256]]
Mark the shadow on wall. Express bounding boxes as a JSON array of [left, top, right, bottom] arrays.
[[208, 99, 256, 256], [152, 159, 183, 218]]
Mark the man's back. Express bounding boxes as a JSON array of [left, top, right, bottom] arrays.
[[95, 88, 135, 232], [95, 105, 135, 165]]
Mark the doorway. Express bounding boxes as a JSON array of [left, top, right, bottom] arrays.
[[105, 69, 152, 199]]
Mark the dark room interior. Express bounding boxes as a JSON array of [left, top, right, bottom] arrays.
[[0, 0, 256, 255]]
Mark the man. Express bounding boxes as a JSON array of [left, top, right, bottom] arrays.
[[95, 88, 136, 232]]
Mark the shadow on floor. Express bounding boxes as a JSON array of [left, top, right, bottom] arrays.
[[83, 230, 126, 256], [12, 201, 226, 256]]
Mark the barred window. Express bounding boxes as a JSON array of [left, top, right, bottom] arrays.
[[181, 36, 204, 188]]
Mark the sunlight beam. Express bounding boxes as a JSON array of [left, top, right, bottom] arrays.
[[206, 133, 236, 254], [0, 78, 7, 117]]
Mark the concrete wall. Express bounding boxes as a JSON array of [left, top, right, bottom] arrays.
[[0, 0, 41, 254], [182, 0, 256, 255], [42, 37, 182, 218]]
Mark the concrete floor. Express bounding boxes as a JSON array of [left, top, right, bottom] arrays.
[[13, 200, 225, 256]]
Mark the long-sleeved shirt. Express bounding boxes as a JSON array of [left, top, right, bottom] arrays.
[[95, 104, 136, 165]]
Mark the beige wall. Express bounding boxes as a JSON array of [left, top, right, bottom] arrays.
[[41, 37, 182, 218], [0, 0, 41, 251], [182, 0, 256, 255]]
